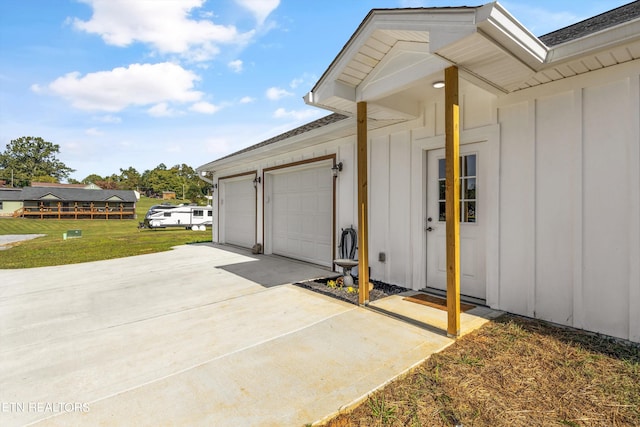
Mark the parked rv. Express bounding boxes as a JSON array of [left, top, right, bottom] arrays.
[[142, 204, 212, 230]]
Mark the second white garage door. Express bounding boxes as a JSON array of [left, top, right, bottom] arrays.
[[271, 165, 332, 267], [222, 176, 256, 249]]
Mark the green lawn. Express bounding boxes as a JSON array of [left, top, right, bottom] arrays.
[[0, 197, 212, 268]]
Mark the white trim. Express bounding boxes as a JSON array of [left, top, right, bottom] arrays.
[[572, 88, 585, 331], [218, 174, 256, 248], [411, 124, 500, 301], [629, 73, 640, 342]]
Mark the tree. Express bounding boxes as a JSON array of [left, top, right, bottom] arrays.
[[82, 174, 104, 185], [117, 166, 141, 190], [0, 136, 75, 186], [141, 164, 183, 197]]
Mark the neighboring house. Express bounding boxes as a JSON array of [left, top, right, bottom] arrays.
[[0, 187, 139, 219], [0, 188, 24, 217], [30, 181, 103, 190], [197, 2, 640, 343]]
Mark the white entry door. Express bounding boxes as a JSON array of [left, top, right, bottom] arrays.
[[221, 176, 256, 249], [426, 143, 486, 299]]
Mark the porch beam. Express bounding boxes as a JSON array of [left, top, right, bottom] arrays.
[[357, 101, 370, 305], [445, 65, 461, 338]]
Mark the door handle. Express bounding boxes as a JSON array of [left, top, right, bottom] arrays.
[[426, 227, 434, 232]]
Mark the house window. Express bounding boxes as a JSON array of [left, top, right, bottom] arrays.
[[207, 210, 212, 217], [193, 210, 203, 217], [438, 154, 477, 223]]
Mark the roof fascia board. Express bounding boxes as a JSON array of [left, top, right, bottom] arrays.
[[545, 19, 640, 63], [306, 80, 355, 106], [475, 2, 547, 68]]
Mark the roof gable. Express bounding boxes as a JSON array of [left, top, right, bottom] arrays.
[[40, 193, 61, 200]]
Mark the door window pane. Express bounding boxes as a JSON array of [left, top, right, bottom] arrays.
[[439, 202, 446, 222], [436, 153, 477, 223]]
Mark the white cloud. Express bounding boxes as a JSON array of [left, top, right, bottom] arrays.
[[289, 73, 316, 90], [228, 59, 243, 73], [273, 108, 321, 121], [266, 86, 293, 100], [235, 0, 279, 25], [85, 127, 104, 136], [148, 102, 179, 117], [166, 144, 182, 153], [95, 114, 122, 124], [190, 101, 221, 114], [73, 0, 255, 61], [203, 137, 234, 156], [239, 96, 255, 104], [44, 62, 202, 112]]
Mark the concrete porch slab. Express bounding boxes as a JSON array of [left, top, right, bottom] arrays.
[[368, 290, 503, 337]]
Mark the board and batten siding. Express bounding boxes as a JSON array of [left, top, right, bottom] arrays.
[[497, 61, 640, 342]]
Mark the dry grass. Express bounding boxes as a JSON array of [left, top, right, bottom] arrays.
[[323, 314, 640, 427]]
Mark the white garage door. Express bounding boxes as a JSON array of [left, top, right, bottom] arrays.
[[222, 176, 256, 249], [271, 165, 332, 267]]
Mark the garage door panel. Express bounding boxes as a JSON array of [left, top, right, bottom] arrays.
[[223, 177, 255, 249], [270, 165, 333, 267]]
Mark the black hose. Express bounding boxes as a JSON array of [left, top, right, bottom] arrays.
[[339, 227, 357, 260]]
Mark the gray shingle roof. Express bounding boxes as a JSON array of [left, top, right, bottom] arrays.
[[0, 188, 22, 201], [0, 187, 137, 203], [540, 1, 640, 46], [213, 113, 349, 162]]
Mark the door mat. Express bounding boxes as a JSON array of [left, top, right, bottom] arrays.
[[403, 293, 475, 312]]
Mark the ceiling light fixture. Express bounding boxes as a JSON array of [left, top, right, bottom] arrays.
[[432, 81, 445, 89]]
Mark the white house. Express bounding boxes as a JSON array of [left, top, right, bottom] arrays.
[[197, 2, 640, 343]]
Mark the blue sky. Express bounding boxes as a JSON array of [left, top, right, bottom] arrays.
[[0, 0, 630, 181]]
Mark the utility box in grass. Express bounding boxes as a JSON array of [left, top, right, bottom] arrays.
[[66, 230, 82, 238]]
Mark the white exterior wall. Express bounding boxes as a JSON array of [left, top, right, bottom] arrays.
[[496, 61, 640, 342]]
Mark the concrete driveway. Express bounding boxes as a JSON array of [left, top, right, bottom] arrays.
[[1, 244, 464, 426]]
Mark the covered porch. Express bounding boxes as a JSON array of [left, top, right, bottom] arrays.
[[303, 4, 546, 336]]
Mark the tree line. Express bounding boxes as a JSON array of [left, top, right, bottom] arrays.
[[0, 136, 210, 203]]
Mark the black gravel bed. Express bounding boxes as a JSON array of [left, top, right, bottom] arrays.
[[294, 276, 410, 305]]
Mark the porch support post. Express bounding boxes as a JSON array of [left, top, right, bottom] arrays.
[[445, 66, 461, 338], [357, 101, 370, 305]]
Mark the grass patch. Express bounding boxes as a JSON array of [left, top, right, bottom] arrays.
[[0, 197, 211, 268], [323, 314, 640, 426]]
